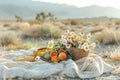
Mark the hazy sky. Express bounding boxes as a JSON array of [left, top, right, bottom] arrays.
[[33, 0, 120, 9]]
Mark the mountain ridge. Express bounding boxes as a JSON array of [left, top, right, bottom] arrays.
[[1, 0, 120, 20]]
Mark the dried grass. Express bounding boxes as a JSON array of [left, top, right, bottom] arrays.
[[0, 31, 20, 46], [110, 47, 120, 60], [95, 29, 120, 45], [22, 23, 63, 39], [10, 22, 30, 31]]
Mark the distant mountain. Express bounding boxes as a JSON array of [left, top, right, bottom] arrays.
[[1, 0, 120, 20]]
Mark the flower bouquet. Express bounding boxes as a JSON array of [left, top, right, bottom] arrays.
[[34, 30, 96, 63]]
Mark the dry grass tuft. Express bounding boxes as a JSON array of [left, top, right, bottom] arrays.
[[0, 31, 20, 46], [90, 25, 106, 33], [95, 29, 120, 45], [22, 25, 40, 38], [10, 22, 30, 31], [22, 23, 63, 39], [110, 47, 120, 60]]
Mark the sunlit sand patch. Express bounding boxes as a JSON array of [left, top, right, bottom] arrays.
[[110, 47, 120, 61], [112, 67, 120, 74]]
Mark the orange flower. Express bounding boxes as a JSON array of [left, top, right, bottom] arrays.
[[50, 50, 58, 57], [58, 52, 67, 60], [51, 56, 59, 63]]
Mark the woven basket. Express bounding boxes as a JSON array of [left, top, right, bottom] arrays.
[[71, 47, 89, 61]]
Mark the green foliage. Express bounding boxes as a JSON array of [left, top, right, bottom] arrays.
[[35, 12, 57, 23], [15, 15, 23, 22]]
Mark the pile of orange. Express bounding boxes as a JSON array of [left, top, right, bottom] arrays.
[[34, 48, 67, 63], [50, 49, 67, 63]]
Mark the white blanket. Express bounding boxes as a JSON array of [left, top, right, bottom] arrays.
[[0, 48, 113, 79]]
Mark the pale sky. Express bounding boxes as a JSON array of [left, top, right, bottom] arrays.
[[33, 0, 120, 9]]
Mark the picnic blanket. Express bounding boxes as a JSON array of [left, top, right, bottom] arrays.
[[0, 48, 113, 79]]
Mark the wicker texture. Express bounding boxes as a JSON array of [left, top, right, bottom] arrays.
[[71, 47, 89, 60]]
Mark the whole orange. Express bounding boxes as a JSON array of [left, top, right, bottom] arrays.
[[58, 52, 67, 60], [58, 49, 65, 53], [50, 50, 58, 57], [51, 56, 59, 63]]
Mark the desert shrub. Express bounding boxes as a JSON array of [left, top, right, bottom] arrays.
[[70, 20, 80, 25], [95, 29, 120, 45], [10, 22, 30, 30], [0, 31, 20, 46], [39, 23, 63, 38], [53, 22, 69, 30], [3, 24, 11, 27], [115, 21, 120, 25], [22, 25, 40, 38], [62, 20, 71, 25], [90, 25, 106, 33], [22, 23, 63, 39]]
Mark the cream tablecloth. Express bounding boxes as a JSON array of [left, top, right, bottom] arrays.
[[0, 48, 113, 79]]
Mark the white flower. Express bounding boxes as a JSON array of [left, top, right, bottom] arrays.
[[67, 38, 73, 43], [48, 40, 54, 48], [84, 46, 89, 52], [70, 32, 74, 37], [83, 43, 89, 47], [61, 35, 66, 40], [65, 30, 70, 36], [91, 43, 96, 48], [62, 39, 67, 45], [35, 56, 40, 61], [66, 44, 71, 49], [61, 35, 64, 40], [87, 33, 92, 39], [77, 37, 82, 41], [79, 31, 84, 36], [87, 41, 93, 45]]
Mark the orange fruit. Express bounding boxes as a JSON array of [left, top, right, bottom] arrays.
[[58, 52, 67, 60], [50, 50, 58, 57], [51, 56, 59, 63], [58, 49, 65, 53]]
